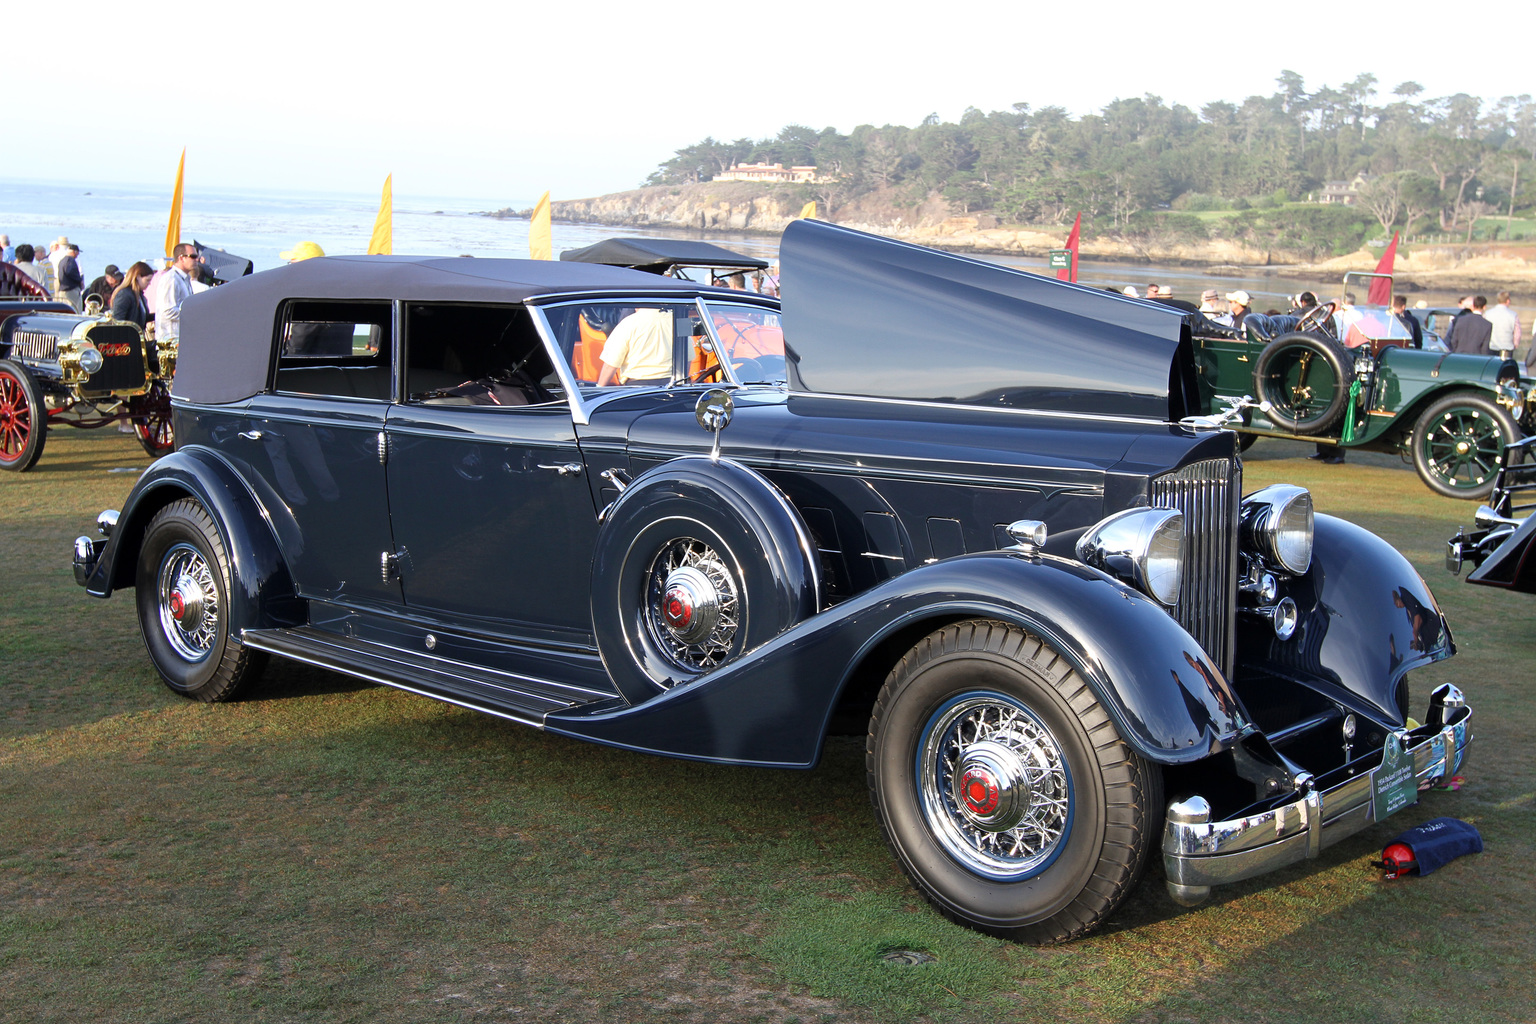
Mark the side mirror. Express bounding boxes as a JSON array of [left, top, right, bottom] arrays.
[[695, 388, 734, 462]]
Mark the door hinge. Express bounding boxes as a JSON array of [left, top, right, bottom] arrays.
[[381, 548, 409, 583]]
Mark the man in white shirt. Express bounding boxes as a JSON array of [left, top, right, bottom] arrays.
[[597, 307, 675, 386], [1486, 291, 1521, 362], [155, 243, 200, 344]]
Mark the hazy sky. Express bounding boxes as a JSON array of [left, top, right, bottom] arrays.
[[34, 0, 1533, 204]]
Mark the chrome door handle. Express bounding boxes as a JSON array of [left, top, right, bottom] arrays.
[[239, 430, 264, 441], [538, 462, 583, 477]]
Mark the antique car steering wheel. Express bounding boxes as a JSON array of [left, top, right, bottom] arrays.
[[1296, 303, 1334, 334]]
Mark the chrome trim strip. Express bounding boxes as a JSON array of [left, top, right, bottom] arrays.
[[1163, 707, 1471, 889], [794, 389, 1171, 426]]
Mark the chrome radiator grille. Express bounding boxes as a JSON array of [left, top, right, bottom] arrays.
[[1150, 458, 1240, 675], [10, 331, 59, 361]]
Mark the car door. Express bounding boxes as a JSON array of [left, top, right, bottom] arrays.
[[383, 301, 600, 642], [240, 299, 402, 610]]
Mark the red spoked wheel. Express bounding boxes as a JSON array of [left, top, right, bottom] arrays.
[[0, 359, 46, 472], [129, 381, 174, 458]]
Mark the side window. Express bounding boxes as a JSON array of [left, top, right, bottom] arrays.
[[273, 300, 392, 400], [405, 303, 561, 407], [540, 302, 698, 386]]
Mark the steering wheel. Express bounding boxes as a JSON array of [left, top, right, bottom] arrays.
[[689, 361, 726, 385], [1296, 303, 1334, 334]]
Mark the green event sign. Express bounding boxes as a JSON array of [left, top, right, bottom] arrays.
[[1372, 730, 1418, 821], [1048, 249, 1073, 271]]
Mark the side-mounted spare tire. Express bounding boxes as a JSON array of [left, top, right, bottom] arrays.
[[1253, 332, 1354, 435], [591, 457, 821, 703]]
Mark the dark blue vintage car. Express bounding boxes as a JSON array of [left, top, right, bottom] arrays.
[[71, 221, 1471, 943]]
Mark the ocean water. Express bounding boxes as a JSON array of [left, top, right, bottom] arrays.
[[0, 179, 673, 280]]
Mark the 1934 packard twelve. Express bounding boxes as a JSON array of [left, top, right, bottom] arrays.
[[71, 221, 1471, 943]]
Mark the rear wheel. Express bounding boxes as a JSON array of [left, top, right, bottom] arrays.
[[0, 359, 46, 472], [867, 621, 1160, 944], [1411, 391, 1520, 500], [135, 498, 267, 701], [130, 381, 174, 458]]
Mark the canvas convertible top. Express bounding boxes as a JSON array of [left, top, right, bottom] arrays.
[[560, 238, 769, 273], [175, 255, 697, 405]]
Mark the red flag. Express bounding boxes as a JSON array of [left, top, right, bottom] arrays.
[[1368, 233, 1398, 306], [1058, 212, 1081, 283]]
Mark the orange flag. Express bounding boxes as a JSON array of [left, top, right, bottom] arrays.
[[164, 148, 186, 259]]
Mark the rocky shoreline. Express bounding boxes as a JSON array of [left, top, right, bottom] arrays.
[[484, 181, 1536, 294]]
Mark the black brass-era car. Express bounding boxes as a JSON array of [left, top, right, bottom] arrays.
[[0, 307, 174, 470], [71, 223, 1471, 943], [1185, 281, 1529, 499]]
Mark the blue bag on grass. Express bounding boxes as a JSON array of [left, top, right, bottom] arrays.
[[1385, 817, 1483, 876]]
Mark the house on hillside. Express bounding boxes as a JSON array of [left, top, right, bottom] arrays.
[[1319, 173, 1371, 205], [714, 163, 825, 184]]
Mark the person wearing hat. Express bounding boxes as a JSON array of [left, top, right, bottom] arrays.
[[56, 243, 85, 311], [87, 265, 122, 309], [1226, 290, 1253, 332], [281, 241, 326, 263]]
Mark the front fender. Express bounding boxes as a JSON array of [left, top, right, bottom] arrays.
[[547, 550, 1247, 768], [81, 447, 303, 632], [1242, 513, 1454, 726]]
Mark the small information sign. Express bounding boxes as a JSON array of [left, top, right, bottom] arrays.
[[1372, 730, 1418, 821], [1048, 249, 1072, 271]]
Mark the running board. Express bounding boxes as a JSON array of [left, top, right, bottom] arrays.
[[241, 625, 625, 727]]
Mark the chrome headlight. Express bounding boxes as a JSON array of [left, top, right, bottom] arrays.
[[1076, 507, 1185, 607], [78, 344, 104, 374], [1241, 484, 1314, 575]]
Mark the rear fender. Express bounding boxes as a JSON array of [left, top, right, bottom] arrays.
[[546, 550, 1247, 768], [83, 447, 303, 631]]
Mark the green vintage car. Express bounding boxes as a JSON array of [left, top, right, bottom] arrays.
[[1184, 276, 1530, 499]]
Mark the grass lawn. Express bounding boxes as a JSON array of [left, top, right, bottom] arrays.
[[3, 431, 1533, 1023]]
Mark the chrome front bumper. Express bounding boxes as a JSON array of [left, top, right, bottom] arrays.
[[1162, 683, 1471, 905]]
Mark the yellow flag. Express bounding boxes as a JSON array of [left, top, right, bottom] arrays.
[[367, 174, 393, 255], [529, 191, 552, 260], [164, 148, 186, 259], [799, 201, 817, 220]]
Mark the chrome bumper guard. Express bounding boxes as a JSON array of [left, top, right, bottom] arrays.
[[1162, 683, 1471, 906], [71, 509, 117, 587]]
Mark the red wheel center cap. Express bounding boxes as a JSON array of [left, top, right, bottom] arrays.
[[169, 590, 186, 620], [664, 587, 693, 629], [959, 767, 1001, 816]]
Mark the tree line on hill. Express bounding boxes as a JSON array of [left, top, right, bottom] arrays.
[[646, 73, 1536, 258]]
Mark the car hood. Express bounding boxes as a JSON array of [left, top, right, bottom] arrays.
[[778, 220, 1196, 421]]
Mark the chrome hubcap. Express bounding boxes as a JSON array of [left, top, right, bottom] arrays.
[[645, 538, 738, 673], [919, 693, 1071, 879], [157, 542, 218, 662]]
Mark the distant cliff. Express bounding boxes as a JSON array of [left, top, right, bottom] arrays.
[[482, 181, 1536, 288]]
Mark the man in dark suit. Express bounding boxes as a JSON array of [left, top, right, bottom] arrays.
[[1445, 295, 1493, 355]]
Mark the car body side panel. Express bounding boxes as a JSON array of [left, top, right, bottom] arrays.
[[545, 551, 1248, 768]]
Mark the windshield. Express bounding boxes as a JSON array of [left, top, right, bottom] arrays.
[[699, 301, 785, 385]]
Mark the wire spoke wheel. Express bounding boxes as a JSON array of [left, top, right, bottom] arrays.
[[130, 381, 174, 457], [919, 693, 1072, 879], [644, 537, 740, 674], [156, 542, 220, 662]]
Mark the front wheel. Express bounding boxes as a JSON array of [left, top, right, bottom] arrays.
[[135, 498, 267, 701], [1410, 391, 1521, 500], [867, 621, 1160, 944], [0, 359, 47, 471]]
